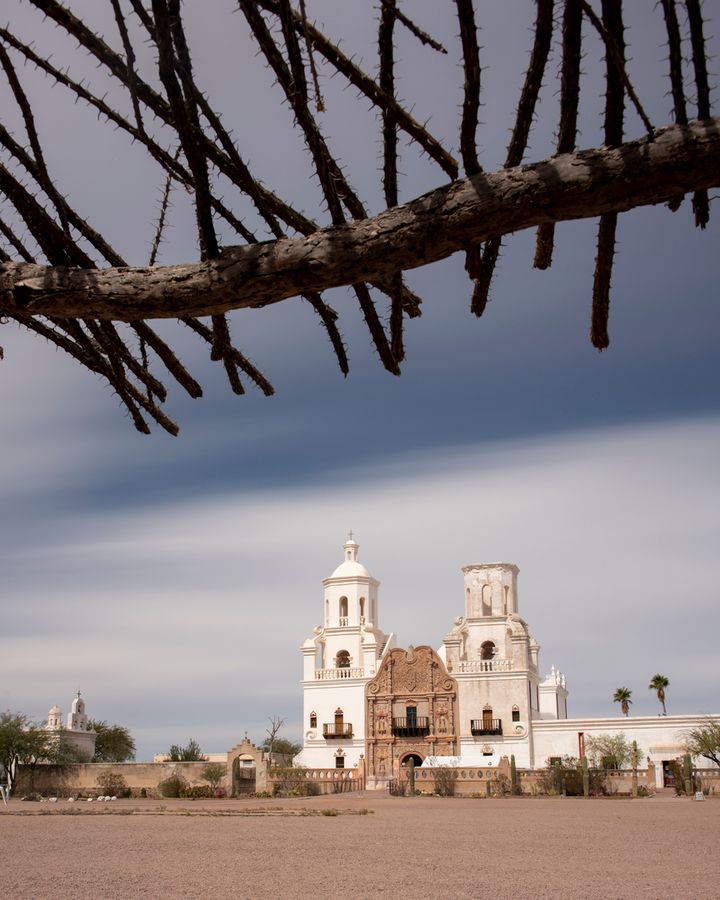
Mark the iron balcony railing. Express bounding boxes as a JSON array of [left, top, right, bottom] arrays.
[[391, 716, 430, 737], [471, 718, 503, 736], [323, 723, 353, 738]]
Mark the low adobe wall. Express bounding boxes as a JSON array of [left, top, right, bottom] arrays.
[[406, 765, 720, 796], [407, 766, 658, 796], [18, 761, 229, 796], [267, 766, 363, 796]]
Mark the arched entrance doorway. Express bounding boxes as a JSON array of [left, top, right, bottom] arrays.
[[400, 752, 424, 768], [232, 754, 256, 795]]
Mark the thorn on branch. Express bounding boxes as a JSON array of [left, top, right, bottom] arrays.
[[590, 212, 617, 350]]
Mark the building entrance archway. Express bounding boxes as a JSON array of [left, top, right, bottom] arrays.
[[232, 755, 256, 795], [401, 753, 424, 768]]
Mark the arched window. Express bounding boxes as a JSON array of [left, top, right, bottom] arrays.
[[310, 711, 317, 729], [481, 640, 495, 660], [339, 596, 348, 617], [481, 584, 492, 615], [512, 705, 520, 722], [336, 650, 350, 669], [359, 596, 365, 622]]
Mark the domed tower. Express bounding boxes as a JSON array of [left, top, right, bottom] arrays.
[[296, 536, 395, 770], [47, 705, 62, 731], [320, 534, 381, 670]]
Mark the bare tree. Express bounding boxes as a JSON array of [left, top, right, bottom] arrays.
[[0, 1, 718, 433], [264, 715, 285, 767]]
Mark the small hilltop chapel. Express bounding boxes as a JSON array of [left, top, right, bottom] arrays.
[[296, 537, 717, 789], [46, 692, 97, 759]]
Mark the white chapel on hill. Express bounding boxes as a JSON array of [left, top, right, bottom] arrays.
[[46, 692, 97, 759], [295, 537, 717, 789]]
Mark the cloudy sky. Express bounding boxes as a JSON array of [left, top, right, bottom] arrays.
[[1, 2, 718, 760]]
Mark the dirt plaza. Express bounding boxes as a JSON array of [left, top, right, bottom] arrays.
[[2, 792, 718, 899]]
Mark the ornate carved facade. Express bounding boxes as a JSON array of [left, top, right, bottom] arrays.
[[365, 645, 458, 780]]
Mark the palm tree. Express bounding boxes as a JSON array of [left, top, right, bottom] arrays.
[[649, 674, 669, 716], [613, 687, 632, 717]]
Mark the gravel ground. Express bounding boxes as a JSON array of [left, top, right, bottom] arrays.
[[2, 792, 718, 899]]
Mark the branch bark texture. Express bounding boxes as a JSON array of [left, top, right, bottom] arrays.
[[3, 120, 718, 322]]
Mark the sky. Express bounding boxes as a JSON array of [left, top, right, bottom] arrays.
[[1, 2, 718, 760]]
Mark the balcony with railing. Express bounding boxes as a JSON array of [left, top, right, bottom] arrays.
[[459, 659, 513, 673], [391, 716, 430, 737], [323, 723, 353, 739], [315, 667, 365, 680], [471, 718, 503, 736]]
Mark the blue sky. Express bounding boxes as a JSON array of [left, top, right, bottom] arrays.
[[1, 2, 718, 759]]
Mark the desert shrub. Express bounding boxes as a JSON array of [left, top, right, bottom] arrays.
[[158, 774, 189, 798], [200, 763, 226, 793], [585, 734, 638, 770], [537, 757, 607, 796], [180, 784, 213, 799], [139, 788, 147, 798], [670, 760, 701, 796], [214, 787, 227, 798], [433, 767, 459, 797], [270, 766, 320, 797], [272, 778, 319, 797], [96, 772, 130, 798], [492, 775, 511, 797], [321, 808, 338, 816], [388, 778, 407, 796]]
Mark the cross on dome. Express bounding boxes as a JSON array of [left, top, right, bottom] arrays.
[[343, 531, 359, 562]]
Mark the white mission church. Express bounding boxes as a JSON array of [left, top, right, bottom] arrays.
[[295, 537, 717, 789]]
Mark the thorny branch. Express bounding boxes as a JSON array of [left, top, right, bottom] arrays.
[[0, 1, 716, 434]]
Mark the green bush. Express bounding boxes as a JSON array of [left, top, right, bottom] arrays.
[[158, 774, 189, 798], [200, 763, 226, 792], [96, 772, 130, 798]]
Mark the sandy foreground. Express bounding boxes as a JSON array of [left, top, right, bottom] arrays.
[[1, 791, 718, 899]]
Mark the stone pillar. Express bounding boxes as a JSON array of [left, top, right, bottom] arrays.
[[357, 755, 366, 791], [646, 759, 657, 790], [498, 755, 511, 780]]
